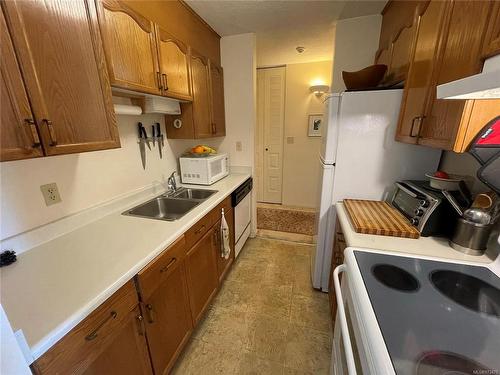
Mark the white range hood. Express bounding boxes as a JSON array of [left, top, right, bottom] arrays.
[[437, 55, 500, 99]]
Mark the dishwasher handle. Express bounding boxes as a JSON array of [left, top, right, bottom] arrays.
[[333, 264, 357, 375]]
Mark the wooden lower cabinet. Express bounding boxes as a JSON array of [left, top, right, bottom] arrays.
[[185, 225, 219, 325], [32, 281, 152, 375], [328, 218, 346, 325], [32, 196, 237, 374], [136, 236, 193, 375], [81, 306, 152, 375]]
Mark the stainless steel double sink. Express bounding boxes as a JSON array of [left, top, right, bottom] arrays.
[[123, 187, 217, 221]]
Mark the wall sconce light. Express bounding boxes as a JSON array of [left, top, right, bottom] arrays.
[[310, 84, 330, 96]]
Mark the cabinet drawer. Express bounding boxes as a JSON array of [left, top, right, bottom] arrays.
[[136, 235, 187, 301], [185, 215, 212, 248], [33, 280, 139, 374]]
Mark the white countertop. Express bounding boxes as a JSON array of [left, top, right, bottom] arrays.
[[336, 202, 499, 264], [0, 173, 250, 361]]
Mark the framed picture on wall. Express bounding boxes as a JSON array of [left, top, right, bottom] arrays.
[[308, 114, 323, 137]]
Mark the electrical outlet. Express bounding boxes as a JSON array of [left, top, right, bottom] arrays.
[[236, 141, 242, 151], [40, 183, 62, 206]]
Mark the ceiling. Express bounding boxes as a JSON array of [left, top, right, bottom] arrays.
[[185, 0, 387, 66]]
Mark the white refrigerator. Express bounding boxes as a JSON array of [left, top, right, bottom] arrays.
[[312, 89, 442, 291]]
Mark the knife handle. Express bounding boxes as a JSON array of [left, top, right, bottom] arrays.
[[138, 122, 143, 138], [156, 122, 161, 137], [152, 125, 155, 138]]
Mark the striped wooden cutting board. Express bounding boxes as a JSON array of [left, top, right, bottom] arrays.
[[343, 199, 420, 239]]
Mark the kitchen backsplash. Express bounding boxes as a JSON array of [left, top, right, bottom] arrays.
[[439, 151, 489, 194]]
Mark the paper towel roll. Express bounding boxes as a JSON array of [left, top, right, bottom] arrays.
[[113, 104, 142, 115]]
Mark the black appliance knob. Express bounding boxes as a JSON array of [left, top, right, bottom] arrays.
[[410, 218, 419, 226], [414, 208, 424, 216], [419, 199, 429, 208]]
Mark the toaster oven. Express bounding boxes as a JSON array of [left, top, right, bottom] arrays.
[[391, 180, 460, 237], [179, 153, 229, 185]]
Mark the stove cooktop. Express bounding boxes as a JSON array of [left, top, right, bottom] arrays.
[[354, 251, 500, 375]]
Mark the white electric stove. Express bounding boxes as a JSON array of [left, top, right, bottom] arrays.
[[332, 246, 500, 375]]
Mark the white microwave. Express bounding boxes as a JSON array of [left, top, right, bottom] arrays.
[[179, 153, 229, 185]]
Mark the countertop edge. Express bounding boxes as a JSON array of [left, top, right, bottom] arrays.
[[335, 202, 497, 264]]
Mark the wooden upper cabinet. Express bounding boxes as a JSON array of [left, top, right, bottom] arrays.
[[156, 25, 192, 101], [209, 61, 226, 137], [96, 0, 160, 95], [376, 1, 428, 85], [190, 53, 213, 138], [418, 0, 495, 150], [482, 1, 500, 59], [395, 0, 448, 144], [394, 0, 500, 152], [0, 10, 43, 162], [165, 51, 213, 139], [3, 0, 120, 156]]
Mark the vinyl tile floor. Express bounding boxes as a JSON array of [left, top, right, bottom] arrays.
[[172, 237, 333, 375]]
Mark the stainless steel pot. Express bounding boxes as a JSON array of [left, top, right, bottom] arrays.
[[449, 218, 493, 255]]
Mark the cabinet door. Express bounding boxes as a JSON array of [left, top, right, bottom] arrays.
[[418, 0, 493, 149], [216, 208, 235, 282], [82, 306, 153, 375], [3, 0, 120, 156], [396, 0, 448, 143], [156, 25, 191, 100], [185, 226, 219, 325], [0, 10, 43, 161], [209, 61, 226, 137], [482, 1, 500, 58], [191, 53, 213, 138], [97, 0, 161, 95], [32, 281, 151, 374], [141, 262, 192, 375]]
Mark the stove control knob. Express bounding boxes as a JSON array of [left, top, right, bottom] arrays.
[[419, 199, 429, 208], [414, 208, 424, 216], [410, 218, 419, 226]]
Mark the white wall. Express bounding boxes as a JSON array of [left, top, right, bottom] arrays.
[[220, 33, 258, 234], [0, 111, 178, 240], [281, 61, 333, 208], [331, 15, 382, 92], [439, 151, 488, 194], [219, 33, 257, 170]]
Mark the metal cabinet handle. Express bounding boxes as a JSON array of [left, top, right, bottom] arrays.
[[409, 117, 418, 137], [211, 123, 216, 134], [136, 314, 145, 336], [194, 225, 205, 235], [43, 119, 57, 146], [160, 257, 177, 273], [146, 304, 155, 323], [333, 265, 357, 375], [410, 116, 425, 138], [25, 119, 41, 147], [157, 71, 162, 92], [162, 73, 168, 91], [85, 311, 117, 341]]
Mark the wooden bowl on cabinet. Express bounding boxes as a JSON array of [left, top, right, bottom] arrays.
[[342, 64, 388, 90]]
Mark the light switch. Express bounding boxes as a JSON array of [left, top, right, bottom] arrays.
[[236, 141, 242, 151], [287, 137, 294, 144]]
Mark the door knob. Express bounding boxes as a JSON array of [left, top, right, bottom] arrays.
[[265, 148, 269, 151]]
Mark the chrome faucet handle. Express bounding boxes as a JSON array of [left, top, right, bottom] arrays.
[[167, 171, 177, 192]]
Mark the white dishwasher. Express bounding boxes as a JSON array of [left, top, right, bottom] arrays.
[[232, 177, 252, 258]]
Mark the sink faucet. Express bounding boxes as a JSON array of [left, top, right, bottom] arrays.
[[167, 171, 177, 192]]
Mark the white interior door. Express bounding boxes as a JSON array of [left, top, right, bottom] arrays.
[[256, 67, 285, 204]]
